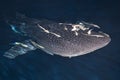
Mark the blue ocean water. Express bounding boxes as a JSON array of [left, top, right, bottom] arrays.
[[0, 0, 120, 80]]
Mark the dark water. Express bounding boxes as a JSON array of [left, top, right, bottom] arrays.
[[0, 0, 120, 80]]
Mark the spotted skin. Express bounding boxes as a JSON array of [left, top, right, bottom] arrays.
[[4, 13, 111, 59]]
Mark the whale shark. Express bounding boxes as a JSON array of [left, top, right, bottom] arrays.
[[3, 13, 111, 59]]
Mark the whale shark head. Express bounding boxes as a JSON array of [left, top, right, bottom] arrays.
[[36, 21, 111, 57]]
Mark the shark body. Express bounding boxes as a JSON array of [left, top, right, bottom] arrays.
[[4, 13, 111, 59]]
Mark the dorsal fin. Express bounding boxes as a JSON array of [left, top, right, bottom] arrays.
[[16, 12, 26, 19]]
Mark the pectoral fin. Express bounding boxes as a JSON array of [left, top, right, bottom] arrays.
[[3, 40, 36, 59]]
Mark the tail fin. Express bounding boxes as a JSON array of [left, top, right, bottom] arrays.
[[3, 40, 36, 59]]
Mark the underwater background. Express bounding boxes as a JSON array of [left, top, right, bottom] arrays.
[[0, 0, 120, 80]]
